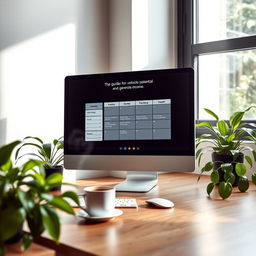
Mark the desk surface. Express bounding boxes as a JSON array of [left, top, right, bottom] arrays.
[[35, 173, 256, 256]]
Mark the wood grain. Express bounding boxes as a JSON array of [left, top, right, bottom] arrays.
[[34, 173, 256, 256], [6, 242, 54, 256]]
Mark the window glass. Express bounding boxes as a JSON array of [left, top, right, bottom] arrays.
[[197, 0, 256, 43], [198, 49, 256, 119]]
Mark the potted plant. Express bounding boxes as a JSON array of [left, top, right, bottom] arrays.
[[0, 141, 79, 256], [242, 126, 256, 185], [196, 107, 256, 199], [15, 136, 64, 191]]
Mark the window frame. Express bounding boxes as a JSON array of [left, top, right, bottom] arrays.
[[178, 0, 256, 136]]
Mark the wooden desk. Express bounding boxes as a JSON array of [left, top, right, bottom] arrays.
[[35, 173, 256, 256], [6, 243, 54, 256]]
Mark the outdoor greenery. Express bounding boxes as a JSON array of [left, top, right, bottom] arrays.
[[227, 0, 256, 116], [0, 141, 79, 256], [196, 107, 256, 199], [15, 136, 64, 169]]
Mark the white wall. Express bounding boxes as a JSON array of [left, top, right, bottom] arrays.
[[108, 0, 177, 178], [109, 0, 132, 72], [0, 0, 110, 179], [0, 0, 110, 143], [76, 0, 110, 75], [109, 0, 177, 72], [0, 0, 177, 180], [132, 0, 177, 70]]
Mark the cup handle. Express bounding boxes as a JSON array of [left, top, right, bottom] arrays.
[[78, 193, 89, 214]]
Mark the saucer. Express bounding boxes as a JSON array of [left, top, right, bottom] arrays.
[[77, 209, 123, 222]]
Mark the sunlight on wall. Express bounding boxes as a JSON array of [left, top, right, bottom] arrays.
[[132, 0, 149, 70], [0, 23, 75, 142]]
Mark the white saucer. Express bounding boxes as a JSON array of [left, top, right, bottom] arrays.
[[77, 209, 123, 222]]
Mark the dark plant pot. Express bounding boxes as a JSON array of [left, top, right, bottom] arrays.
[[4, 229, 23, 245], [212, 152, 244, 187], [44, 166, 63, 191]]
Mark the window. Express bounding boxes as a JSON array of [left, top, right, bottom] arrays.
[[178, 0, 256, 124]]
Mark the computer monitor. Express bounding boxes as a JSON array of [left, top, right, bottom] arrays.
[[64, 68, 195, 192]]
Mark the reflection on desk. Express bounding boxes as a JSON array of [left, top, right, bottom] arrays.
[[34, 173, 256, 256]]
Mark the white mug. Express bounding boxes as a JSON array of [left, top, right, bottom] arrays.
[[82, 186, 115, 217]]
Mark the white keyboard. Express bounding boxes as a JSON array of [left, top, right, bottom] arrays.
[[65, 197, 137, 208], [115, 198, 138, 208]]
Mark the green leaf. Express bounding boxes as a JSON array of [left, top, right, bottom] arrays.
[[221, 163, 232, 173], [244, 105, 256, 112], [198, 153, 203, 167], [34, 173, 46, 187], [235, 163, 246, 176], [6, 168, 19, 182], [21, 234, 33, 251], [18, 190, 35, 210], [218, 182, 232, 200], [39, 165, 46, 177], [22, 159, 43, 173], [0, 245, 5, 256], [196, 148, 203, 159], [195, 122, 213, 129], [0, 207, 26, 242], [217, 120, 229, 136], [207, 182, 214, 196], [24, 136, 43, 144], [0, 180, 6, 202], [253, 151, 256, 162], [204, 108, 219, 121], [203, 162, 213, 172], [49, 196, 75, 215], [20, 180, 41, 190], [230, 150, 240, 161], [224, 171, 235, 185], [0, 159, 12, 172], [42, 143, 51, 160], [211, 170, 219, 184], [238, 176, 249, 192], [61, 191, 80, 206], [57, 142, 64, 150], [40, 205, 60, 242], [230, 111, 244, 130], [0, 140, 20, 167], [15, 142, 43, 160], [53, 139, 59, 145], [197, 174, 202, 183], [15, 153, 45, 163], [245, 155, 253, 168], [46, 172, 62, 184], [41, 193, 54, 202], [252, 173, 256, 185], [227, 134, 235, 142], [27, 205, 44, 238], [45, 173, 63, 189]]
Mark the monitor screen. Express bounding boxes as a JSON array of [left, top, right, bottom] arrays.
[[64, 68, 194, 157]]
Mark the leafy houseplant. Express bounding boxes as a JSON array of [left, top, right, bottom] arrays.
[[0, 141, 79, 256], [15, 136, 64, 190], [196, 107, 256, 199], [243, 126, 256, 185]]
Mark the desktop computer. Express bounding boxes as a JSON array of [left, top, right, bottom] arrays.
[[64, 68, 195, 192]]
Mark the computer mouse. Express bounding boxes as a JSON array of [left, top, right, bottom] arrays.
[[146, 198, 174, 208]]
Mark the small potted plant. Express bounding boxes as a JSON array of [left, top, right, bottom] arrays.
[[242, 126, 256, 185], [196, 107, 256, 199], [0, 141, 79, 255], [15, 136, 64, 190]]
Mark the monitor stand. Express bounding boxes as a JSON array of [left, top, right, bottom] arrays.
[[115, 172, 158, 192]]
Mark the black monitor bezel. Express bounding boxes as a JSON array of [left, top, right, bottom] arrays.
[[64, 68, 194, 156]]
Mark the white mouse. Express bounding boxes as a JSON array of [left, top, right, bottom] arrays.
[[146, 198, 174, 208]]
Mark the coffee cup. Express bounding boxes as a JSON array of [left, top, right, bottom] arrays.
[[82, 186, 115, 217]]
